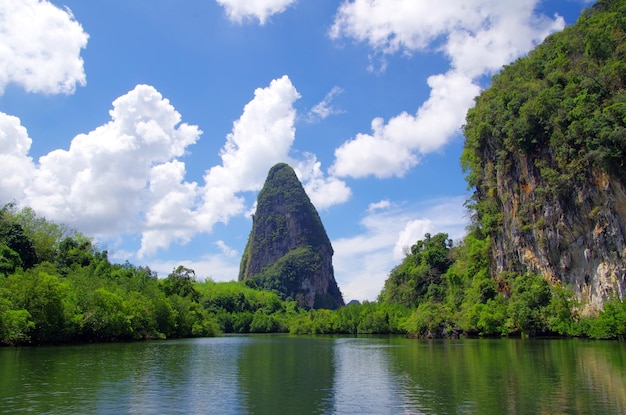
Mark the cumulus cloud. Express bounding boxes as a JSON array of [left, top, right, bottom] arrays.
[[333, 196, 468, 301], [139, 161, 200, 256], [184, 75, 299, 239], [0, 113, 36, 198], [393, 218, 433, 260], [331, 72, 479, 178], [206, 76, 299, 193], [294, 154, 351, 210], [215, 0, 296, 24], [0, 0, 88, 94], [306, 86, 344, 123], [329, 0, 565, 179], [21, 85, 201, 239], [139, 76, 301, 256], [0, 74, 351, 258]]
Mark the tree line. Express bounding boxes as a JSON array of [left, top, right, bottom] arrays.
[[1, 203, 624, 345]]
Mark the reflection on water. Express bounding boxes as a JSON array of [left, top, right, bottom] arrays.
[[0, 336, 624, 414], [331, 338, 400, 414], [237, 335, 335, 415]]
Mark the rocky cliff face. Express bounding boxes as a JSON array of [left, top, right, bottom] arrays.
[[239, 163, 344, 309], [462, 0, 626, 313], [484, 150, 626, 313]]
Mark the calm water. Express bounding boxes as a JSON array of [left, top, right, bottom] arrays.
[[0, 336, 624, 414]]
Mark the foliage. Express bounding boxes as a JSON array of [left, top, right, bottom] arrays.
[[462, 0, 626, 238], [1, 204, 625, 345], [244, 246, 322, 306], [377, 231, 625, 340], [584, 296, 626, 339], [161, 265, 200, 301], [378, 233, 453, 307], [0, 204, 220, 345], [240, 163, 331, 280], [288, 301, 411, 335], [0, 204, 38, 271], [197, 279, 293, 334], [238, 163, 343, 310]]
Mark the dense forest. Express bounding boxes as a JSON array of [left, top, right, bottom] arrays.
[[2, 0, 626, 345], [1, 202, 624, 346]]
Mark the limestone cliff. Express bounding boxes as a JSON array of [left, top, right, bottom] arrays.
[[239, 163, 344, 309], [462, 0, 626, 312]]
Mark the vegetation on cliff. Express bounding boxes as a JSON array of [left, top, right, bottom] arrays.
[[461, 0, 626, 237], [239, 163, 343, 309], [367, 0, 626, 339], [463, 0, 626, 202], [376, 231, 625, 339], [461, 0, 626, 307]]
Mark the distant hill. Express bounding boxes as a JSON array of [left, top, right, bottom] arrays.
[[239, 163, 344, 309]]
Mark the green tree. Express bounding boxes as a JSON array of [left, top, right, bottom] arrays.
[[586, 296, 626, 339], [0, 287, 34, 345], [506, 273, 552, 336], [81, 288, 132, 341], [379, 233, 453, 307], [0, 218, 38, 269], [3, 264, 67, 343], [161, 265, 200, 302], [14, 207, 68, 263], [0, 243, 22, 275]]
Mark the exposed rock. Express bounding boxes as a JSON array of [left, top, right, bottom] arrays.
[[239, 163, 344, 309], [462, 0, 626, 313], [490, 153, 625, 313]]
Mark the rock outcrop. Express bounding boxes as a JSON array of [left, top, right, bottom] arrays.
[[462, 0, 626, 313], [239, 163, 344, 309], [486, 154, 625, 313]]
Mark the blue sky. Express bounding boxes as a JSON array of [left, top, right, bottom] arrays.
[[0, 0, 590, 302]]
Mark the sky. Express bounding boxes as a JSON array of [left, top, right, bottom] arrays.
[[0, 0, 592, 302]]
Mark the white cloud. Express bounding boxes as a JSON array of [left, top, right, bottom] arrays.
[[139, 161, 200, 257], [207, 75, 299, 193], [1, 75, 348, 258], [192, 75, 301, 239], [393, 218, 433, 260], [329, 0, 562, 56], [1, 85, 203, 256], [140, 76, 300, 256], [368, 199, 390, 213], [333, 196, 468, 301], [329, 0, 565, 179], [307, 86, 344, 123], [294, 154, 351, 210], [0, 113, 36, 198], [0, 0, 88, 94], [331, 71, 479, 178], [215, 0, 296, 24], [20, 85, 201, 244], [330, 120, 418, 179], [215, 240, 238, 257]]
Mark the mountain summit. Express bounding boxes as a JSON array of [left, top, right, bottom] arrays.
[[239, 163, 344, 309]]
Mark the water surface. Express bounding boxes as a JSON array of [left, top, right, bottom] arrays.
[[1, 336, 624, 414]]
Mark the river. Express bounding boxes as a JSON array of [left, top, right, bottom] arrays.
[[1, 335, 624, 414]]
